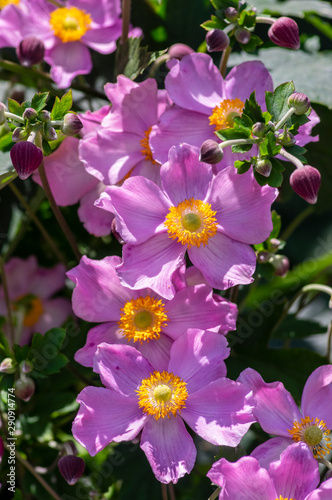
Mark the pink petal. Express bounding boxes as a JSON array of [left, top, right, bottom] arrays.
[[3, 256, 38, 299], [188, 232, 256, 290], [78, 106, 110, 137], [301, 365, 332, 427], [306, 478, 332, 500], [46, 41, 92, 88], [70, 0, 121, 25], [78, 182, 114, 237], [225, 61, 273, 106], [74, 322, 122, 367], [82, 24, 121, 54], [138, 333, 174, 372], [34, 298, 72, 334], [140, 416, 196, 484], [73, 386, 146, 455], [250, 437, 293, 470], [26, 263, 66, 299]]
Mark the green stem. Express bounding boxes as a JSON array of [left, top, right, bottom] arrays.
[[219, 44, 232, 78], [0, 256, 15, 345], [4, 111, 25, 124], [255, 16, 276, 25], [275, 107, 296, 130], [279, 147, 303, 170], [9, 182, 66, 266], [38, 160, 81, 262], [220, 138, 258, 150], [280, 205, 314, 241], [302, 283, 332, 303], [121, 0, 131, 44], [208, 487, 221, 500]]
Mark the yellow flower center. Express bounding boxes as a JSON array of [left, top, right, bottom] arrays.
[[288, 416, 331, 458], [137, 370, 188, 420], [14, 295, 44, 328], [209, 98, 244, 131], [164, 198, 218, 249], [118, 296, 168, 343], [275, 497, 295, 500], [140, 126, 159, 165], [50, 7, 92, 43], [0, 0, 19, 8]]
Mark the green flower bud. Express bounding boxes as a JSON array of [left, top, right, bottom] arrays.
[[255, 159, 272, 177], [199, 140, 223, 164], [252, 122, 266, 138], [287, 92, 311, 115]]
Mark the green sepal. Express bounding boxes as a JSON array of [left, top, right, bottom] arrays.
[[31, 92, 49, 114], [28, 328, 69, 377], [201, 16, 227, 31], [211, 0, 238, 10], [265, 81, 295, 123], [50, 89, 73, 121], [238, 9, 256, 28], [233, 114, 253, 136], [234, 159, 252, 174]]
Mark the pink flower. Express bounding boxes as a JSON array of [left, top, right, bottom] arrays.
[[79, 76, 172, 185], [72, 329, 254, 483], [238, 365, 332, 468], [0, 256, 72, 345], [208, 442, 332, 500], [97, 143, 278, 299], [67, 255, 237, 370]]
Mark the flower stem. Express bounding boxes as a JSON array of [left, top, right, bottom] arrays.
[[279, 148, 303, 170], [275, 107, 296, 130], [301, 284, 332, 306], [38, 161, 81, 262], [8, 182, 66, 266], [161, 484, 168, 500], [168, 483, 176, 500], [219, 44, 232, 78], [0, 256, 15, 345], [208, 487, 221, 500], [255, 16, 276, 25], [220, 138, 258, 149], [121, 0, 131, 44], [4, 111, 25, 124]]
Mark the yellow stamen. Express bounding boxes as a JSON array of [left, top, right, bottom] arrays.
[[0, 0, 19, 8], [50, 7, 92, 43], [140, 126, 159, 165], [137, 370, 188, 420], [288, 416, 331, 458], [209, 98, 244, 131], [275, 497, 295, 500], [164, 198, 218, 249], [118, 296, 168, 343]]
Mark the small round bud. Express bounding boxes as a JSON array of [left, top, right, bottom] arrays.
[[15, 377, 35, 402], [199, 140, 223, 164], [269, 238, 281, 251], [268, 254, 290, 277], [255, 159, 272, 177], [10, 141, 43, 180], [12, 127, 27, 142], [224, 7, 238, 22], [277, 131, 296, 146], [23, 107, 38, 121], [235, 28, 251, 45], [0, 102, 7, 125], [16, 36, 45, 67], [257, 251, 270, 264], [168, 43, 194, 60], [289, 165, 321, 204], [58, 456, 85, 485], [43, 123, 57, 141], [61, 113, 83, 136], [252, 122, 266, 138], [0, 358, 16, 374], [206, 29, 230, 52], [20, 360, 33, 374], [268, 17, 300, 50], [287, 92, 311, 115], [39, 110, 51, 122]]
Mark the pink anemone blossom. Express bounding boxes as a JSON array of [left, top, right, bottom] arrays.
[[0, 256, 72, 345], [79, 75, 172, 185], [97, 143, 278, 299], [238, 365, 332, 469], [208, 441, 332, 500], [67, 255, 237, 370], [72, 329, 254, 483]]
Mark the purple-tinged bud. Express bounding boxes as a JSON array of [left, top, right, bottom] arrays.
[[168, 43, 194, 60], [268, 17, 300, 50], [257, 251, 270, 264], [290, 165, 321, 204], [61, 113, 83, 136], [23, 107, 38, 121], [252, 122, 266, 138], [15, 377, 35, 402], [287, 92, 311, 115], [10, 141, 43, 180], [12, 127, 27, 142], [235, 28, 251, 45], [0, 358, 16, 374], [16, 36, 45, 67], [39, 110, 50, 122], [206, 29, 230, 52], [256, 159, 272, 177], [111, 218, 125, 245], [224, 7, 238, 22], [20, 360, 33, 374], [269, 254, 290, 277], [43, 123, 57, 141], [0, 102, 7, 125], [277, 131, 296, 146], [199, 140, 223, 164], [269, 238, 281, 251], [58, 456, 85, 485]]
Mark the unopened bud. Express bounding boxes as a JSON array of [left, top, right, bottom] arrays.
[[12, 127, 27, 142], [16, 36, 45, 67], [0, 358, 16, 374], [269, 238, 281, 251], [277, 131, 296, 146], [269, 254, 290, 277], [10, 141, 43, 180], [0, 102, 7, 125], [20, 360, 33, 374], [15, 377, 35, 402], [43, 123, 57, 141], [256, 159, 272, 177], [235, 28, 251, 45], [168, 43, 194, 60], [257, 251, 270, 264], [39, 110, 50, 122], [199, 140, 223, 164], [61, 113, 83, 136], [23, 107, 38, 121], [58, 456, 85, 485], [268, 17, 300, 50], [206, 29, 230, 52], [289, 165, 321, 204], [287, 92, 311, 115], [224, 7, 238, 22], [252, 122, 266, 138]]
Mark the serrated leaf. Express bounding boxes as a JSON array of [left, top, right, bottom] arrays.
[[240, 33, 263, 52], [284, 144, 307, 163], [50, 90, 73, 120], [201, 15, 226, 30], [232, 143, 253, 153], [7, 98, 25, 117], [233, 114, 253, 136], [238, 9, 256, 28], [234, 160, 252, 173], [215, 129, 249, 140], [243, 91, 265, 124], [266, 82, 295, 123], [260, 132, 281, 157], [31, 92, 49, 113], [254, 170, 269, 186], [116, 36, 165, 80], [267, 166, 283, 187], [273, 315, 327, 340], [0, 131, 13, 151], [211, 0, 237, 10], [12, 344, 29, 363]]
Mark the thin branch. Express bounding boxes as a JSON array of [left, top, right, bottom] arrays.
[[161, 483, 168, 500], [121, 0, 132, 44], [219, 45, 232, 78]]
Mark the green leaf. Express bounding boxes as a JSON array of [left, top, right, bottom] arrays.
[[259, 132, 281, 157], [201, 15, 226, 30], [31, 92, 49, 113], [28, 328, 68, 376], [270, 210, 282, 239], [273, 315, 327, 340], [50, 90, 73, 120], [215, 129, 249, 140], [284, 144, 307, 163], [0, 170, 18, 190], [7, 98, 25, 117], [42, 139, 53, 156], [116, 36, 165, 81], [251, 0, 332, 19], [12, 344, 29, 364], [243, 91, 265, 124], [234, 160, 252, 173], [13, 489, 24, 500], [0, 131, 13, 151], [232, 143, 253, 153], [211, 0, 238, 10], [240, 33, 263, 52], [233, 114, 253, 136], [254, 170, 269, 186], [305, 13, 332, 40], [265, 82, 295, 123]]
